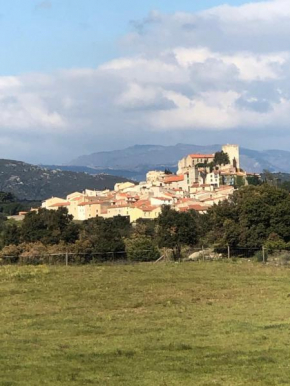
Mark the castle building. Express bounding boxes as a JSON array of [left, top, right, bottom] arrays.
[[222, 144, 240, 170]]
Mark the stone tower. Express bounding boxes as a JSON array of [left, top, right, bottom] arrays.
[[222, 144, 240, 169]]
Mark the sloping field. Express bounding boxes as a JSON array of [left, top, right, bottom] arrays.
[[1, 261, 290, 385]]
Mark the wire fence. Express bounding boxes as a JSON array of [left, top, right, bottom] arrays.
[[186, 246, 263, 262], [1, 246, 290, 266]]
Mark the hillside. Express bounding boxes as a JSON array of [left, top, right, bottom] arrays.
[[67, 144, 290, 180], [0, 159, 132, 201]]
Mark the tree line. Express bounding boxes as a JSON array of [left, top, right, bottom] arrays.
[[1, 183, 290, 263]]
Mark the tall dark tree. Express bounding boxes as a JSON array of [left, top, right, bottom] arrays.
[[2, 223, 21, 246], [21, 207, 79, 245], [156, 206, 199, 260], [80, 216, 130, 257], [214, 151, 230, 166], [206, 184, 290, 248]]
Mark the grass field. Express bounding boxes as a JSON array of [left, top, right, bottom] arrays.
[[1, 261, 290, 386]]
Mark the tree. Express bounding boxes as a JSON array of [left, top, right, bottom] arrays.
[[80, 216, 128, 260], [156, 206, 199, 260], [214, 151, 230, 166], [235, 175, 245, 188], [164, 169, 173, 175], [125, 236, 160, 262], [135, 219, 156, 238], [21, 207, 79, 245], [246, 175, 262, 186], [2, 223, 21, 246], [281, 181, 290, 192], [0, 192, 17, 203], [206, 184, 290, 249]]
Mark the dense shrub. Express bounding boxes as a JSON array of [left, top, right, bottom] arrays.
[[254, 250, 267, 263], [125, 237, 160, 262], [0, 244, 22, 264]]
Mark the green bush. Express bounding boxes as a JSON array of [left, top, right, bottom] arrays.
[[0, 244, 22, 264], [265, 233, 287, 252], [125, 237, 160, 262], [254, 250, 268, 263]]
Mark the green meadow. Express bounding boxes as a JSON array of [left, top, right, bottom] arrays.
[[1, 261, 290, 385]]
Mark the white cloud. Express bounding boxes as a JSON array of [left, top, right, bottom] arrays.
[[1, 0, 290, 162], [173, 48, 289, 81]]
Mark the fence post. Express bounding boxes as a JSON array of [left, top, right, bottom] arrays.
[[262, 246, 265, 264], [202, 245, 205, 261], [228, 245, 230, 260], [65, 251, 69, 266]]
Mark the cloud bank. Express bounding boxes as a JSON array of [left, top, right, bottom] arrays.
[[1, 0, 290, 162]]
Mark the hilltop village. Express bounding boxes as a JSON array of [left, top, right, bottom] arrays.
[[41, 144, 258, 222]]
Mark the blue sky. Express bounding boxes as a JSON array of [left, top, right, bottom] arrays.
[[0, 0, 264, 75], [1, 0, 290, 164]]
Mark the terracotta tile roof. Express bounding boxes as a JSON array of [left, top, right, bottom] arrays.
[[217, 185, 234, 190], [188, 204, 209, 211], [70, 196, 84, 201], [134, 200, 151, 208], [202, 196, 224, 202], [190, 154, 214, 159], [178, 204, 209, 212], [142, 205, 160, 212], [177, 198, 195, 203], [78, 200, 106, 207], [164, 175, 184, 183]]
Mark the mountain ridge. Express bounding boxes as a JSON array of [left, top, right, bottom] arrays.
[[0, 159, 132, 201], [67, 144, 290, 180]]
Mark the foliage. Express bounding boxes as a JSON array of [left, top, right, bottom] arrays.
[[19, 242, 49, 265], [235, 175, 245, 188], [262, 169, 281, 187], [125, 236, 160, 262], [79, 216, 130, 260], [135, 219, 156, 238], [0, 191, 17, 203], [265, 233, 287, 251], [253, 250, 267, 263], [206, 184, 290, 249], [214, 150, 230, 166], [0, 160, 133, 201], [247, 175, 262, 186], [156, 206, 199, 260], [2, 223, 21, 246], [281, 181, 290, 192], [20, 207, 79, 245], [0, 244, 22, 264]]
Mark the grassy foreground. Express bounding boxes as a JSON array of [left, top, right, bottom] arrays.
[[1, 261, 290, 386]]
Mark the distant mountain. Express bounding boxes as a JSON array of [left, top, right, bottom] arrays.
[[0, 159, 132, 201], [42, 165, 141, 180], [68, 144, 290, 180], [68, 144, 220, 170]]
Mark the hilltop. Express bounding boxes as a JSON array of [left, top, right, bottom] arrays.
[[0, 159, 132, 201], [66, 144, 290, 180]]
